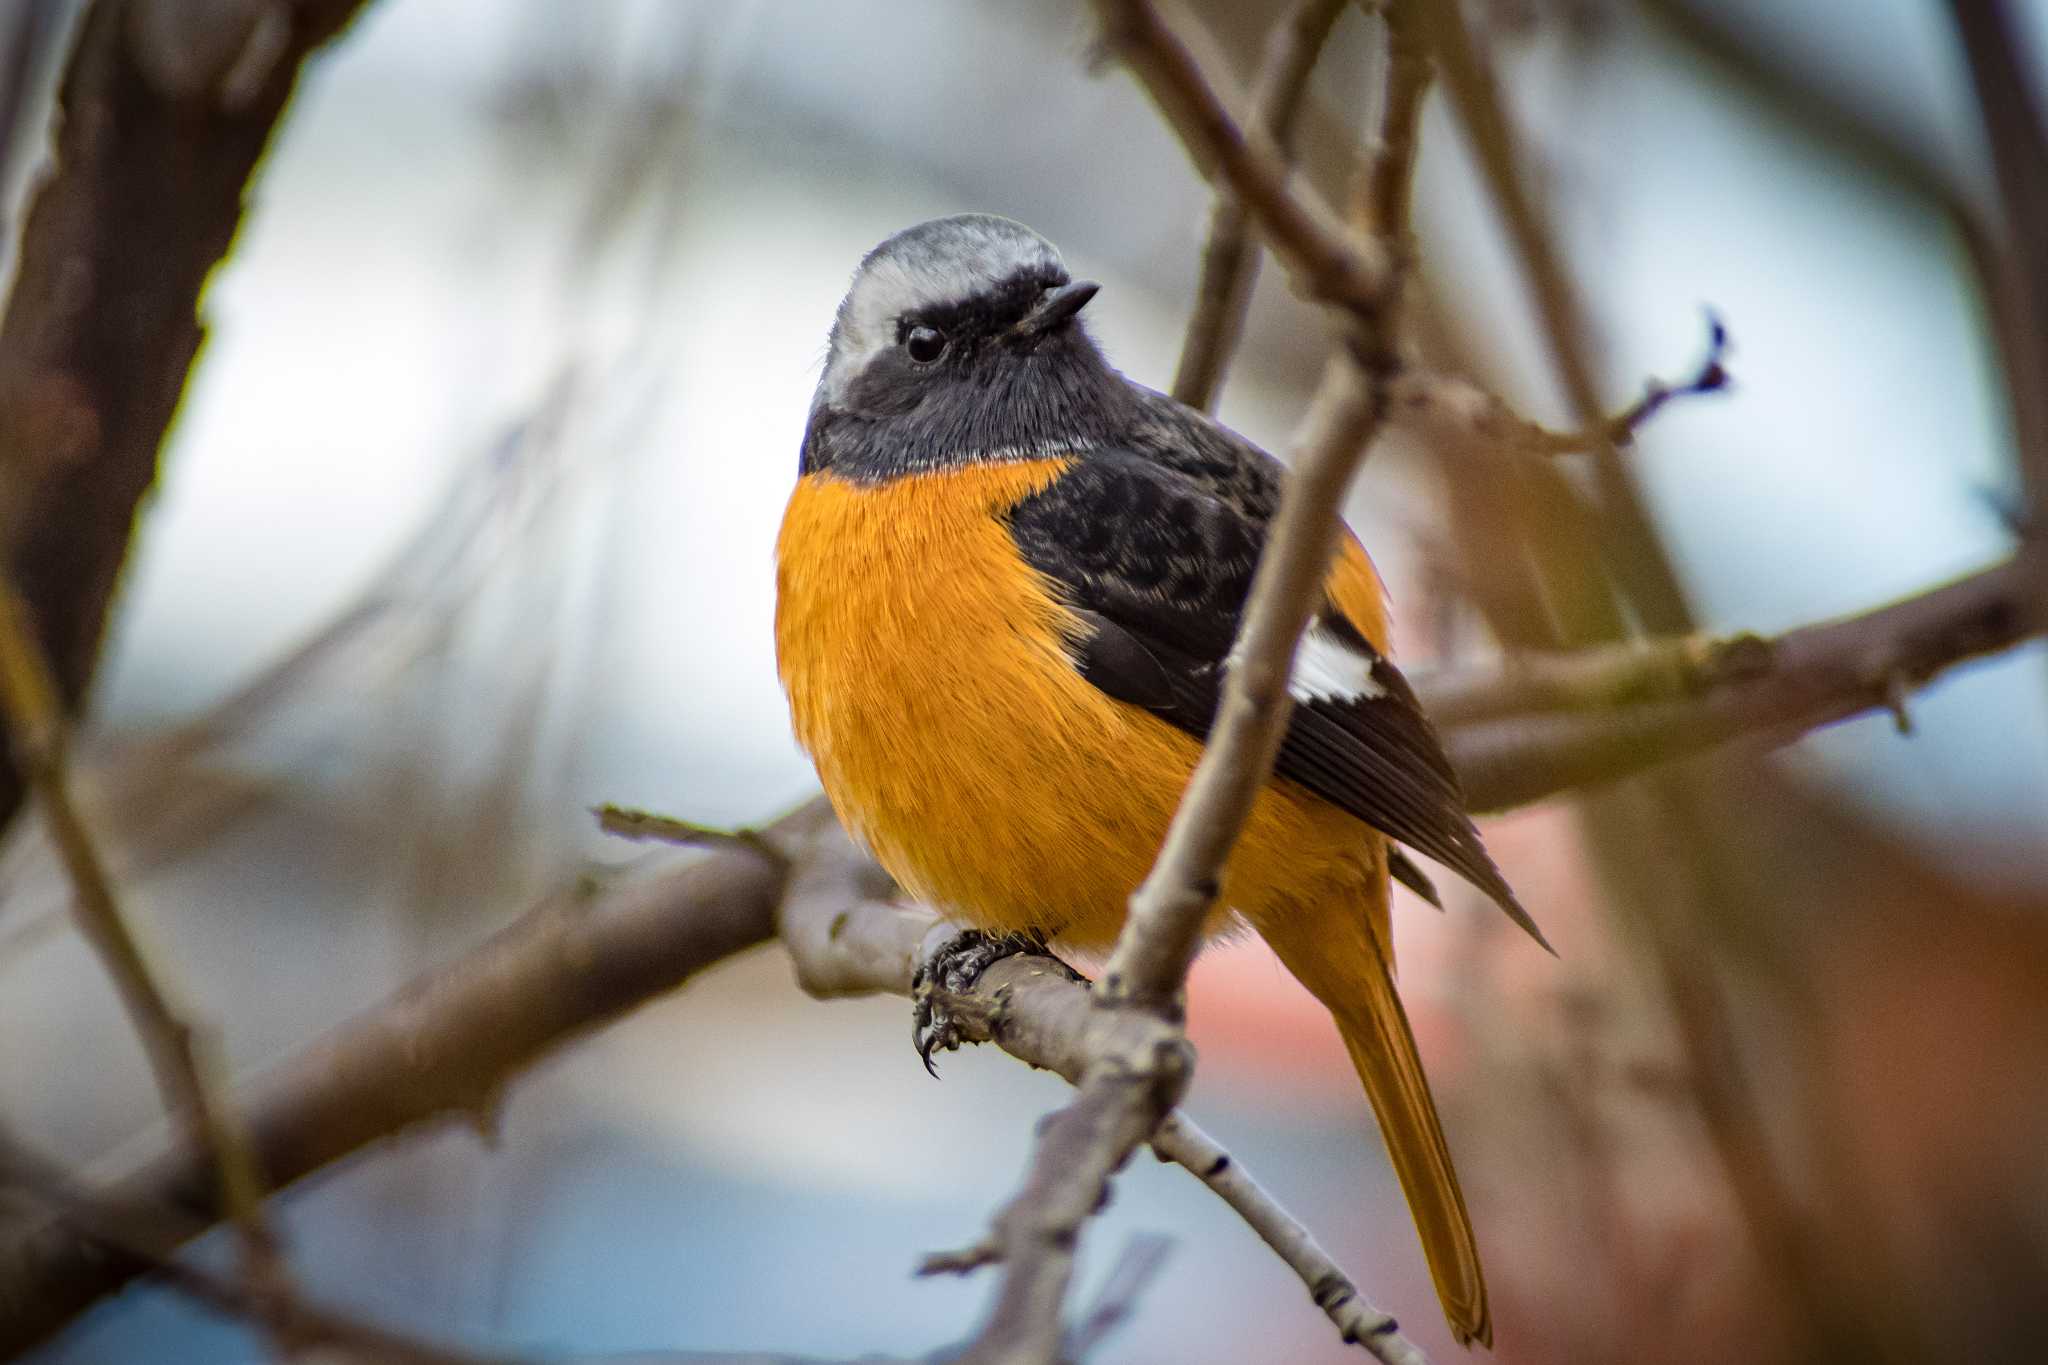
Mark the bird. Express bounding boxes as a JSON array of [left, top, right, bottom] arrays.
[[774, 213, 1547, 1348]]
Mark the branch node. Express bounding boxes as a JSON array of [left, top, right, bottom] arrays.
[[918, 1242, 1002, 1278], [1883, 672, 1915, 735]]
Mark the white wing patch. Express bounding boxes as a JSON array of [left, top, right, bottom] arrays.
[[1289, 626, 1388, 704]]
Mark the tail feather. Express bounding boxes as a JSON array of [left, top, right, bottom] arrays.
[[1257, 890, 1492, 1348]]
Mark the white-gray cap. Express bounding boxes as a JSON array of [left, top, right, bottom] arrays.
[[817, 214, 1067, 409]]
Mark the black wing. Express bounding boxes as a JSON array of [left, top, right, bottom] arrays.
[[1008, 446, 1549, 950]]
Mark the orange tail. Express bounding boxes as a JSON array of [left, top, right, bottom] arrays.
[[1256, 877, 1492, 1348]]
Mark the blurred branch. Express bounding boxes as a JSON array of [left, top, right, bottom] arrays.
[[1416, 0, 1692, 633], [1391, 312, 1730, 456], [0, 1129, 498, 1365], [1171, 0, 1351, 411], [1947, 0, 2048, 585], [0, 794, 1417, 1362], [1441, 552, 2046, 811], [0, 578, 297, 1334], [0, 0, 374, 837], [1089, 0, 1389, 320], [9, 539, 2027, 1351], [1060, 1234, 1173, 1360], [0, 800, 826, 1355], [595, 802, 790, 869], [1420, 630, 1772, 728], [1352, 0, 1430, 245]]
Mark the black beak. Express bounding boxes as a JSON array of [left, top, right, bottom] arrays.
[[1015, 279, 1100, 336]]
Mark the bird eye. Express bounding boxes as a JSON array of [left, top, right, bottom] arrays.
[[905, 325, 947, 364]]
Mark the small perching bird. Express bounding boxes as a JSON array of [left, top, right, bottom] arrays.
[[775, 214, 1548, 1348]]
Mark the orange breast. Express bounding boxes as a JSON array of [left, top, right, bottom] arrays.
[[774, 462, 1384, 951]]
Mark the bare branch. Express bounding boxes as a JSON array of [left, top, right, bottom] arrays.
[[1062, 1234, 1173, 1359], [1413, 0, 1692, 631], [1172, 0, 1351, 410], [0, 576, 298, 1330], [1947, 0, 2048, 596], [12, 532, 2034, 1352], [1391, 312, 1730, 457], [1440, 553, 2045, 811], [1090, 0, 1389, 320], [1418, 632, 1774, 728], [1147, 1114, 1420, 1361], [0, 0, 376, 835], [1352, 0, 1431, 246], [0, 798, 833, 1355], [595, 803, 791, 870], [0, 1129, 500, 1365], [773, 820, 1427, 1364]]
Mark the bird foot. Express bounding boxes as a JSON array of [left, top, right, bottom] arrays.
[[912, 928, 1085, 1075]]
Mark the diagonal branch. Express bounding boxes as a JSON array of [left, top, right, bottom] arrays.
[[1946, 0, 2048, 598], [0, 799, 827, 1356], [1172, 0, 1352, 411], [0, 0, 377, 837], [1413, 0, 1693, 633], [0, 576, 298, 1331], [929, 4, 1440, 1360], [1390, 313, 1730, 458], [1090, 0, 1389, 322], [1442, 552, 2045, 812], [0, 1128, 497, 1365]]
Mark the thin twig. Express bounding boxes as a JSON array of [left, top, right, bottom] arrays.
[[1149, 1115, 1423, 1364], [1391, 312, 1730, 457], [595, 803, 789, 869], [1353, 0, 1431, 245], [1414, 0, 1693, 632], [774, 820, 1427, 1365], [1171, 0, 1351, 410], [0, 577, 298, 1328]]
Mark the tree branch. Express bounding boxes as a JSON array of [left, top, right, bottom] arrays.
[[0, 575, 298, 1337], [1413, 0, 1693, 632], [1946, 0, 2048, 598], [0, 0, 376, 837], [0, 799, 825, 1355], [1171, 0, 1351, 411], [7, 539, 2035, 1353], [0, 1129, 498, 1365], [776, 821, 1422, 1363], [1441, 552, 2045, 812], [1089, 0, 1389, 321], [925, 4, 1437, 1359], [1389, 312, 1730, 457]]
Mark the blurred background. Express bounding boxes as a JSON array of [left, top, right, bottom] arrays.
[[1, 0, 2046, 1361]]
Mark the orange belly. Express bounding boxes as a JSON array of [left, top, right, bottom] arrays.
[[774, 461, 1383, 951]]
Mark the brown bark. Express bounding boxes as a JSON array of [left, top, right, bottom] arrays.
[[0, 0, 374, 834]]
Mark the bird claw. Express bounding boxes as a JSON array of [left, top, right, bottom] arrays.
[[912, 928, 1082, 1075]]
